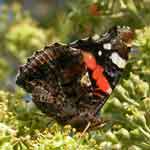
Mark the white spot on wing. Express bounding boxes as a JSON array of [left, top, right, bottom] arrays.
[[110, 52, 127, 68], [98, 50, 102, 56], [80, 72, 91, 87], [102, 32, 109, 37], [82, 37, 89, 41], [92, 34, 100, 40], [70, 40, 78, 45], [103, 43, 112, 50], [106, 88, 112, 95]]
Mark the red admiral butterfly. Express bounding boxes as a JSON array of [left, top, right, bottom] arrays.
[[16, 26, 134, 131]]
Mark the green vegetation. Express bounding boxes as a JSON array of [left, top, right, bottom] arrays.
[[0, 1, 150, 149]]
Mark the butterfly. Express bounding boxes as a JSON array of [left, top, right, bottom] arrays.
[[16, 26, 134, 131]]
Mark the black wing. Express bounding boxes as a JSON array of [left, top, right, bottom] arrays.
[[69, 26, 132, 114]]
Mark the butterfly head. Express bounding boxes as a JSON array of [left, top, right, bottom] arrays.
[[117, 26, 134, 47]]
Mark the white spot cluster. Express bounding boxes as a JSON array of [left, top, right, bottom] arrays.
[[109, 52, 127, 68], [103, 43, 112, 50]]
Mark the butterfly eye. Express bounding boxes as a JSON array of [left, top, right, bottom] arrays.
[[98, 50, 102, 56]]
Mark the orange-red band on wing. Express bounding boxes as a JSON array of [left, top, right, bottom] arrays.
[[83, 52, 96, 70], [83, 51, 112, 94], [92, 65, 104, 80]]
